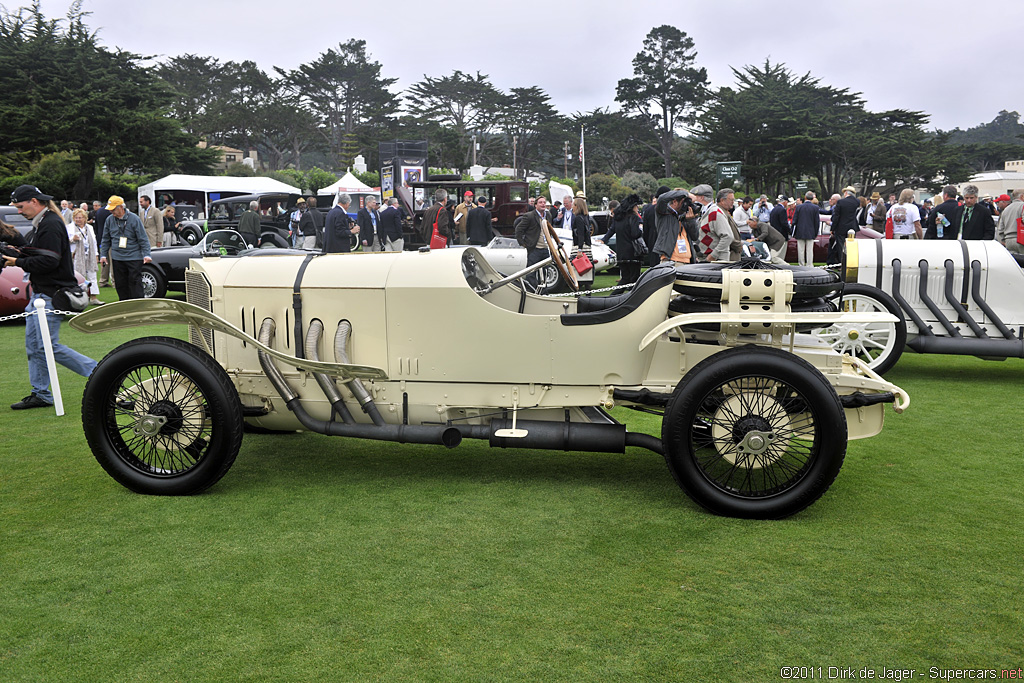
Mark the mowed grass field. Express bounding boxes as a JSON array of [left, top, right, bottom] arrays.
[[0, 279, 1021, 681]]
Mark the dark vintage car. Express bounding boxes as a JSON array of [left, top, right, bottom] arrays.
[[176, 193, 299, 248], [0, 205, 34, 238], [403, 179, 529, 246], [176, 191, 380, 247], [141, 229, 255, 299], [783, 226, 883, 263]]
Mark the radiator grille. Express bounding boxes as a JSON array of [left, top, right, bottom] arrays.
[[184, 270, 214, 353]]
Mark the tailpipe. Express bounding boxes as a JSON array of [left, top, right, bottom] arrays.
[[906, 335, 1024, 358], [487, 419, 663, 455]]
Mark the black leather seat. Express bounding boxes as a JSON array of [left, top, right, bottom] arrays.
[[562, 263, 677, 326]]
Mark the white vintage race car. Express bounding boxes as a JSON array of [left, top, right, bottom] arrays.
[[70, 243, 908, 519], [816, 238, 1024, 374]]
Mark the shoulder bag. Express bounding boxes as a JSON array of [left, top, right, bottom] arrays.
[[429, 206, 447, 250]]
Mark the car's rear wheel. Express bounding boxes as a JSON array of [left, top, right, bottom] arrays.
[[814, 283, 906, 374], [82, 337, 244, 495], [661, 346, 847, 519], [140, 264, 167, 299]]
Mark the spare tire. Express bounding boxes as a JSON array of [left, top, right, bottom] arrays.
[[673, 261, 841, 300], [668, 294, 838, 332]]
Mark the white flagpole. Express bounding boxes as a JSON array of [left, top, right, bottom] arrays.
[[579, 126, 586, 199]]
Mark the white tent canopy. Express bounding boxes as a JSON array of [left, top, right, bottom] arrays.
[[319, 171, 373, 195], [137, 174, 302, 217]]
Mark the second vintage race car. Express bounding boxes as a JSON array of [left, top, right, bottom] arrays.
[[816, 237, 1024, 374], [71, 234, 909, 519]]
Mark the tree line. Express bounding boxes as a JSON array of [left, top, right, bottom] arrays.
[[1, 4, 1020, 201]]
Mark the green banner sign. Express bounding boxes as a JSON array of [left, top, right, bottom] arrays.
[[716, 161, 742, 188]]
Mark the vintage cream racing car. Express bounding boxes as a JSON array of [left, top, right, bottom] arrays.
[[70, 239, 909, 519], [816, 237, 1024, 374]]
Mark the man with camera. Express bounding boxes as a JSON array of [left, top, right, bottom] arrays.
[[2, 185, 97, 410]]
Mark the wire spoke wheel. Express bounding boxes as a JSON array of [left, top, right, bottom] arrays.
[[107, 365, 211, 476], [695, 377, 814, 498], [140, 269, 159, 299], [662, 346, 846, 519], [814, 283, 906, 374], [83, 337, 243, 495]]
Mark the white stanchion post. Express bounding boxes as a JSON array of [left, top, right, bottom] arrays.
[[33, 298, 64, 417]]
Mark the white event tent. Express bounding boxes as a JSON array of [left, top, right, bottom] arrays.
[[137, 174, 303, 217], [319, 171, 373, 195]]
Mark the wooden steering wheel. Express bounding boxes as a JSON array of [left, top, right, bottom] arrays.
[[541, 219, 579, 292]]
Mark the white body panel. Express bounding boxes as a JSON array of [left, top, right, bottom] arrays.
[[850, 239, 1024, 338]]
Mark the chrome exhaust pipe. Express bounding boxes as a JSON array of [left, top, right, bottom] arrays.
[[258, 317, 461, 446], [304, 319, 354, 424], [334, 321, 385, 426]]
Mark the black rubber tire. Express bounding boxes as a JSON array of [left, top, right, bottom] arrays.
[[668, 294, 837, 332], [179, 224, 203, 246], [673, 262, 841, 300], [816, 283, 907, 375], [661, 346, 847, 519], [140, 264, 167, 299], [82, 337, 244, 495]]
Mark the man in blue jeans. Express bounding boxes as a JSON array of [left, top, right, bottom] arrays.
[[2, 185, 97, 409]]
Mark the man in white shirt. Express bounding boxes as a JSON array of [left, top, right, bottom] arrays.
[[732, 196, 755, 239]]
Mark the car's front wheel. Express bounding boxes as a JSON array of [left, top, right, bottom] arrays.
[[82, 337, 244, 495], [661, 346, 847, 519], [140, 264, 167, 299]]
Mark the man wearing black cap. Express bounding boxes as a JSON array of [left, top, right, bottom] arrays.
[[3, 185, 97, 410], [466, 196, 495, 245]]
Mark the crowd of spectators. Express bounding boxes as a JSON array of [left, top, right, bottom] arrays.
[[612, 182, 1024, 276]]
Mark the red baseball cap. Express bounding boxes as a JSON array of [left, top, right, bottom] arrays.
[[464, 191, 473, 196], [995, 194, 1011, 202]]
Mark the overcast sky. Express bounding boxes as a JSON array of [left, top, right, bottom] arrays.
[[32, 0, 1023, 133]]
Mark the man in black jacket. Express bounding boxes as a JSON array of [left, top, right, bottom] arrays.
[[94, 201, 113, 287], [466, 196, 495, 245], [955, 184, 995, 240], [323, 193, 357, 253], [3, 185, 97, 409], [355, 196, 381, 251], [924, 185, 959, 239], [769, 196, 790, 240], [642, 186, 669, 266], [828, 187, 860, 264], [377, 198, 404, 251]]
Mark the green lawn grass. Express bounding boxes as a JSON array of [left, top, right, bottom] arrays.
[[0, 284, 1021, 681]]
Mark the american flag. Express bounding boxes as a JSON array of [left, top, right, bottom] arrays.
[[578, 128, 584, 163]]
